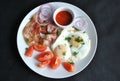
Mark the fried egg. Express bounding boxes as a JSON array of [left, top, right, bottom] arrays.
[[51, 27, 91, 62], [68, 32, 91, 62]]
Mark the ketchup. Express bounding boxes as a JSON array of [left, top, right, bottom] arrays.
[[56, 11, 73, 26]]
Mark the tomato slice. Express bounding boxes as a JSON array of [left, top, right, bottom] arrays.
[[38, 60, 51, 68], [49, 56, 61, 70], [63, 62, 75, 72], [37, 51, 53, 62], [33, 43, 47, 52], [25, 45, 34, 57]]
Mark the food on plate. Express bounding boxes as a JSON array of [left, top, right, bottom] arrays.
[[23, 3, 90, 72], [52, 27, 91, 62], [73, 16, 88, 32], [25, 45, 34, 57], [25, 43, 47, 57], [33, 43, 47, 52], [22, 13, 40, 46], [54, 44, 68, 59], [23, 3, 62, 46], [37, 51, 53, 62], [38, 60, 51, 68], [22, 15, 62, 46], [69, 35, 83, 47], [37, 51, 53, 68], [49, 56, 62, 70], [38, 3, 54, 23], [63, 62, 75, 72]]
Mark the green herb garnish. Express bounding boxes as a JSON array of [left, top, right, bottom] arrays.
[[29, 16, 32, 20], [58, 45, 61, 49], [25, 48, 28, 51], [68, 61, 75, 65], [72, 35, 74, 37], [47, 32, 51, 34], [65, 37, 71, 42], [72, 26, 79, 31], [25, 38, 29, 42], [62, 52, 66, 56], [41, 24, 47, 28], [82, 42, 85, 45], [73, 52, 78, 56], [57, 30, 61, 35], [75, 36, 83, 43], [83, 31, 86, 33], [70, 45, 72, 48]]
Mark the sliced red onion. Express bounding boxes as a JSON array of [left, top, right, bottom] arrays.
[[73, 16, 88, 32], [38, 3, 54, 23]]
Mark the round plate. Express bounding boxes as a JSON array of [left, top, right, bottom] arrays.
[[17, 2, 97, 79]]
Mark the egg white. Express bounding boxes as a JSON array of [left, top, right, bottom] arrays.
[[51, 27, 91, 62], [69, 32, 91, 62], [51, 29, 72, 61]]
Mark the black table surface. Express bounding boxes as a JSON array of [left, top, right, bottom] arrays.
[[0, 0, 120, 81]]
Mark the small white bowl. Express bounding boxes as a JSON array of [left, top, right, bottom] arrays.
[[53, 7, 74, 29]]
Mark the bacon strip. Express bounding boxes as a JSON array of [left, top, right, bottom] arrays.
[[47, 24, 59, 34], [22, 14, 42, 46], [23, 4, 62, 46]]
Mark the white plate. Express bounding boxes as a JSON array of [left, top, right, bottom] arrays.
[[17, 2, 97, 79]]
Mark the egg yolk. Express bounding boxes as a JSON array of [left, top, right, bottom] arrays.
[[54, 44, 67, 58], [70, 35, 83, 47]]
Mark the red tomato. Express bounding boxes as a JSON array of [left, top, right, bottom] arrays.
[[49, 56, 61, 70], [25, 45, 34, 57], [63, 62, 75, 72], [37, 51, 53, 62], [38, 60, 51, 68], [33, 43, 47, 52]]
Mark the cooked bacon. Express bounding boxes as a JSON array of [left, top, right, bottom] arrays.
[[23, 12, 62, 46], [39, 22, 48, 34], [47, 24, 59, 34], [23, 14, 42, 46], [30, 12, 39, 23], [43, 34, 57, 46], [45, 34, 57, 42], [43, 39, 50, 46], [39, 23, 61, 34]]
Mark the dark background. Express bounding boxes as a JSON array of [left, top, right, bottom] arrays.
[[0, 0, 120, 81]]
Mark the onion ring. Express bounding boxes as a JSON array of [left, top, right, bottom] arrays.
[[73, 16, 88, 32], [38, 3, 54, 23]]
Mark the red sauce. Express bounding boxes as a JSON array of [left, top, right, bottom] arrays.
[[56, 11, 73, 26]]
